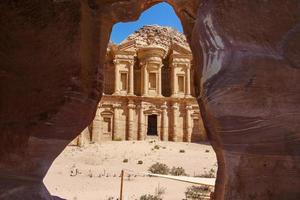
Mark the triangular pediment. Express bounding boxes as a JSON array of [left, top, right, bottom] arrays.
[[117, 40, 136, 52], [171, 42, 192, 56], [117, 40, 136, 51]]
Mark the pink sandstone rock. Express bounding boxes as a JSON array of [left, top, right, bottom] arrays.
[[0, 0, 299, 199]]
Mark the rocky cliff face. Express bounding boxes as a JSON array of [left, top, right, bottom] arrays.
[[0, 0, 299, 199]]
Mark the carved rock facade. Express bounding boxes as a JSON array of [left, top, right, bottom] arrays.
[[72, 26, 206, 145], [0, 1, 299, 200]]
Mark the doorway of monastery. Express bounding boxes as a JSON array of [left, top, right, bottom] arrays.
[[147, 115, 158, 136], [44, 3, 217, 200]]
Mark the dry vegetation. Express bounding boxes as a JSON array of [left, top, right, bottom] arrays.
[[44, 140, 217, 200]]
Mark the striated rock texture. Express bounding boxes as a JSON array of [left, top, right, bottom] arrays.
[[0, 0, 299, 200]]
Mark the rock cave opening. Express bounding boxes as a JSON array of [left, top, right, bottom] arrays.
[[1, 1, 299, 200], [44, 2, 217, 199]]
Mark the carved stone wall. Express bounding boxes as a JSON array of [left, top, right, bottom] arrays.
[[0, 1, 299, 199], [77, 26, 205, 143]]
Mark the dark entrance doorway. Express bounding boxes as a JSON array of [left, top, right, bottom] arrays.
[[147, 115, 158, 136]]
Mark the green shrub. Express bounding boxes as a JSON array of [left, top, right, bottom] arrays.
[[139, 194, 162, 200], [148, 162, 169, 174], [123, 158, 128, 163], [179, 149, 185, 153], [170, 166, 187, 176], [185, 185, 212, 200], [154, 145, 160, 150], [195, 168, 216, 178], [137, 160, 143, 165], [139, 184, 165, 200]]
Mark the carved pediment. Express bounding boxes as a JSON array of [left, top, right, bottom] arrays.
[[117, 40, 136, 52], [144, 108, 162, 115], [171, 43, 192, 56], [100, 110, 113, 116], [118, 25, 191, 57]]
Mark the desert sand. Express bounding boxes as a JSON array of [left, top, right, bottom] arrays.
[[44, 140, 217, 200]]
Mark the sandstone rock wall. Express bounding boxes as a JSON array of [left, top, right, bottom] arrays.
[[0, 0, 299, 199]]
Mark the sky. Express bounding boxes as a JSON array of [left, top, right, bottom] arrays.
[[110, 2, 183, 44]]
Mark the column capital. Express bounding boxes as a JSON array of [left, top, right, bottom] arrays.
[[140, 61, 146, 66], [128, 100, 136, 109], [128, 60, 134, 65], [185, 63, 191, 69], [172, 102, 179, 110], [172, 63, 178, 68], [113, 59, 120, 65], [186, 105, 193, 110], [161, 102, 168, 110], [137, 104, 145, 109], [113, 103, 122, 109]]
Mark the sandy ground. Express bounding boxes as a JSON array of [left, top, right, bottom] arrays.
[[44, 140, 217, 200]]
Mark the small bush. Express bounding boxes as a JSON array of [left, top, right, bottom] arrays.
[[185, 185, 212, 200], [205, 149, 210, 153], [155, 184, 166, 197], [137, 160, 143, 165], [154, 145, 160, 150], [148, 162, 169, 174], [170, 167, 187, 176], [196, 168, 216, 178], [139, 194, 162, 200], [123, 158, 128, 163], [139, 184, 165, 200], [179, 149, 185, 153]]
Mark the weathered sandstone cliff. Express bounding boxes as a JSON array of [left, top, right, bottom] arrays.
[[0, 0, 299, 199]]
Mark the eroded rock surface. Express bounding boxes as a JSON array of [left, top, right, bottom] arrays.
[[0, 0, 299, 199]]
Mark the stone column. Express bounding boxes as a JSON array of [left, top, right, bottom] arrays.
[[113, 103, 121, 140], [172, 102, 179, 142], [92, 110, 102, 143], [161, 102, 169, 141], [128, 61, 134, 95], [138, 104, 145, 140], [113, 59, 120, 95], [186, 65, 191, 97], [143, 65, 148, 96], [186, 105, 193, 142], [158, 66, 162, 96], [171, 64, 177, 97], [77, 127, 90, 147], [127, 100, 135, 140]]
